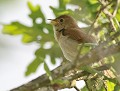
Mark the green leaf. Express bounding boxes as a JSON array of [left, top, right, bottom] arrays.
[[80, 44, 92, 55], [59, 0, 70, 9], [35, 48, 46, 57], [81, 86, 89, 91], [114, 84, 120, 91], [50, 0, 72, 17], [48, 43, 63, 64], [50, 56, 56, 64], [44, 62, 51, 77], [2, 22, 38, 43], [28, 1, 40, 12], [22, 33, 36, 43], [27, 2, 45, 23], [2, 22, 28, 35], [116, 9, 120, 22], [106, 80, 115, 91], [25, 57, 44, 76], [2, 25, 19, 34], [88, 0, 98, 4], [69, 0, 99, 24], [50, 6, 71, 17]]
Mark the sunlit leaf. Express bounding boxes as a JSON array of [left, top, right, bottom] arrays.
[[25, 57, 44, 76], [28, 1, 40, 12], [80, 44, 92, 55], [28, 2, 45, 23], [2, 22, 28, 35], [106, 80, 115, 91], [88, 0, 98, 4], [116, 9, 120, 22], [22, 33, 35, 43]]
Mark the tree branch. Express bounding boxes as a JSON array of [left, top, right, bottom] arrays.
[[11, 34, 120, 91]]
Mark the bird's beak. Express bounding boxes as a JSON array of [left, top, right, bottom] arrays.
[[47, 19, 58, 25]]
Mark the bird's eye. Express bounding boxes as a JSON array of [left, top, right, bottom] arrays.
[[60, 18, 64, 22]]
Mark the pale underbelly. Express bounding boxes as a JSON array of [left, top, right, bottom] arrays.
[[58, 35, 78, 61]]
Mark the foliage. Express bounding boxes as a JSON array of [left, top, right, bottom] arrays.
[[3, 1, 63, 76], [2, 0, 120, 91]]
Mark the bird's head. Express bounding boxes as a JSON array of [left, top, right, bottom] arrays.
[[48, 15, 78, 31]]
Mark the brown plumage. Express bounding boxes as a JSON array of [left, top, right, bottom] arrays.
[[50, 15, 96, 61], [64, 28, 96, 43]]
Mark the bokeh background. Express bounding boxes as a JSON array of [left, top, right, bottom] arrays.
[[0, 0, 61, 90], [1, 0, 120, 91]]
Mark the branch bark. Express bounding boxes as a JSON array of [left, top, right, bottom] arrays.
[[11, 38, 120, 91]]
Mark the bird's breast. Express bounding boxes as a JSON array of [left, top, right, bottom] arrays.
[[54, 31, 78, 61]]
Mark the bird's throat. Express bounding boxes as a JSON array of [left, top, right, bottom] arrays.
[[54, 28, 65, 41], [58, 28, 65, 36]]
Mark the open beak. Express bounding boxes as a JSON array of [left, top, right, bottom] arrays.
[[47, 19, 58, 25]]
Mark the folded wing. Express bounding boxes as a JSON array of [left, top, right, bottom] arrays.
[[64, 28, 96, 43]]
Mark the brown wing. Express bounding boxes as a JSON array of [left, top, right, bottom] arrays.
[[64, 28, 96, 43]]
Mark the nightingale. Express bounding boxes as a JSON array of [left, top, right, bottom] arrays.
[[49, 15, 96, 62]]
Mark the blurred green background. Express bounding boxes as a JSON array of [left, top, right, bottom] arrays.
[[0, 0, 61, 90], [1, 0, 120, 91]]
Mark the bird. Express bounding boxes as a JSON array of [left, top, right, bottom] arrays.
[[49, 15, 97, 62]]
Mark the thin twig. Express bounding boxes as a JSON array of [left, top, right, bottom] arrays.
[[74, 86, 80, 91], [89, 1, 112, 34], [114, 18, 120, 29], [99, 0, 120, 31], [112, 0, 120, 18], [63, 65, 110, 81], [84, 79, 92, 91]]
